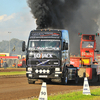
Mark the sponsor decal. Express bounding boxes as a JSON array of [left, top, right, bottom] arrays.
[[40, 33, 59, 37], [82, 52, 93, 56], [70, 61, 74, 64], [28, 47, 59, 50], [34, 53, 53, 58], [37, 60, 50, 66], [0, 54, 6, 56]]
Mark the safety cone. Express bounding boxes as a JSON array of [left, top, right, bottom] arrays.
[[83, 77, 91, 95], [38, 82, 47, 100]]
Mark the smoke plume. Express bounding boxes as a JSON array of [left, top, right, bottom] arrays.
[[27, 0, 100, 54]]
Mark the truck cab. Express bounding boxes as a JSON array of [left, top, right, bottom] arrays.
[[80, 34, 97, 62], [22, 29, 78, 84]]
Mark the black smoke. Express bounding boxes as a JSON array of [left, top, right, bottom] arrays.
[[27, 0, 81, 29], [27, 0, 100, 54]]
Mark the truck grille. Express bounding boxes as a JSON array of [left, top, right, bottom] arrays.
[[27, 59, 60, 66], [68, 68, 76, 74]]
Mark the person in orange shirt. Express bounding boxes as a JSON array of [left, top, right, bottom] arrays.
[[1, 58, 3, 67], [22, 57, 26, 68]]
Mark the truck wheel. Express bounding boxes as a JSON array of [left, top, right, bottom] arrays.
[[62, 71, 68, 85], [98, 75, 100, 82], [46, 79, 51, 84], [28, 79, 35, 84], [75, 76, 79, 84], [64, 76, 68, 85], [75, 71, 79, 84]]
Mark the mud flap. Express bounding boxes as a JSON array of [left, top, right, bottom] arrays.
[[61, 74, 68, 85], [98, 75, 100, 82], [61, 67, 68, 85], [92, 68, 98, 82], [75, 75, 79, 84]]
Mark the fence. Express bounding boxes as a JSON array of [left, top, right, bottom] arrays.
[[0, 56, 19, 68]]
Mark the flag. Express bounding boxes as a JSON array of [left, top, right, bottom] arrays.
[[12, 46, 15, 51]]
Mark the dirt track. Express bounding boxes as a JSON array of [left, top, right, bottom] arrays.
[[0, 68, 100, 100]]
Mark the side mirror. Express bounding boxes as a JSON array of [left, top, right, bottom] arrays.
[[63, 42, 65, 50], [63, 42, 68, 50], [22, 41, 26, 52], [95, 49, 99, 52], [65, 43, 68, 50]]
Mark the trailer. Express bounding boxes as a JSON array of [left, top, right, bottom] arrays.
[[70, 33, 100, 82]]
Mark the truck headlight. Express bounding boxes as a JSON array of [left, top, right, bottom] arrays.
[[28, 67, 32, 71], [47, 69, 50, 73], [55, 68, 60, 71], [28, 74, 32, 77], [39, 69, 42, 73], [35, 69, 39, 73], [43, 69, 46, 73]]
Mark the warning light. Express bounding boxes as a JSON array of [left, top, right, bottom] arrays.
[[96, 33, 99, 36], [85, 51, 89, 53], [78, 33, 82, 35], [96, 33, 97, 36]]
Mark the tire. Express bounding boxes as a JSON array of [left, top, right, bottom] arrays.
[[98, 75, 100, 82], [75, 76, 79, 84], [28, 79, 35, 84], [46, 79, 51, 84], [75, 71, 79, 84], [64, 76, 68, 85], [62, 70, 68, 85], [92, 68, 98, 82]]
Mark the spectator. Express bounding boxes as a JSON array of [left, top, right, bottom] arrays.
[[87, 43, 93, 48], [22, 57, 26, 68], [3, 58, 8, 69], [1, 58, 3, 67]]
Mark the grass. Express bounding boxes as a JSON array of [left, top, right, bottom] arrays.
[[33, 88, 100, 100], [0, 68, 26, 69], [0, 68, 100, 100], [0, 71, 26, 76]]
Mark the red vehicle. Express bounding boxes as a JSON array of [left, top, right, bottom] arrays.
[[70, 33, 100, 82], [0, 56, 19, 68], [17, 57, 26, 68]]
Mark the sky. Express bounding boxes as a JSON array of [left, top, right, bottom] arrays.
[[0, 0, 36, 43]]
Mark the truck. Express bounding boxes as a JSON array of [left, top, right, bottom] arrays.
[[22, 29, 79, 84], [70, 33, 100, 82]]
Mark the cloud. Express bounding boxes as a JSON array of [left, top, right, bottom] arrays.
[[0, 8, 36, 43], [0, 15, 6, 21], [0, 14, 15, 21]]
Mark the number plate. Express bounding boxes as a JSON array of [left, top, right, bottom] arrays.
[[39, 75, 47, 78]]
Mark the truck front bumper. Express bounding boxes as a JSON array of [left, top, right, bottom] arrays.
[[26, 67, 62, 79], [26, 71, 62, 79]]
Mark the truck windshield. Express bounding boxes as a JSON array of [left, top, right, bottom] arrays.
[[82, 41, 94, 48], [28, 40, 61, 50]]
